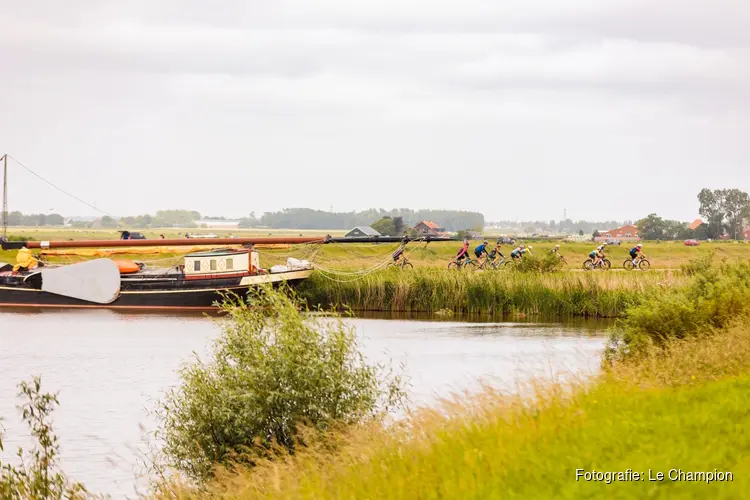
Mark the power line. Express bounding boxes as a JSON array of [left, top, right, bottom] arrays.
[[7, 155, 115, 217]]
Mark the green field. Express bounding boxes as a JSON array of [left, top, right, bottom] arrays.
[[4, 227, 750, 271]]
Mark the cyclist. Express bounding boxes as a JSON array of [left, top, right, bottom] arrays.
[[392, 245, 405, 264], [474, 240, 489, 264], [590, 242, 607, 267], [454, 238, 470, 265], [488, 240, 505, 263], [521, 245, 533, 257], [629, 244, 646, 266], [551, 244, 561, 255], [510, 244, 526, 261]]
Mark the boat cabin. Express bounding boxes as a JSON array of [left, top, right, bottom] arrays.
[[183, 248, 259, 276]]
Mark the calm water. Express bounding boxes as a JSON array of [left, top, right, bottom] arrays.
[[0, 309, 608, 498]]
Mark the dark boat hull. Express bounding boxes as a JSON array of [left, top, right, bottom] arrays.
[[0, 270, 313, 310]]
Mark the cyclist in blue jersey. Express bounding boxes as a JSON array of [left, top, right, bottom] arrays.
[[629, 244, 645, 265], [474, 240, 489, 257]]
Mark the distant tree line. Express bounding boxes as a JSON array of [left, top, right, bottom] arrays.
[[247, 208, 485, 232], [3, 211, 65, 226], [488, 219, 634, 236]]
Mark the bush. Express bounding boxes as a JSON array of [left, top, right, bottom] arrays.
[[606, 257, 750, 361], [0, 377, 88, 499], [510, 252, 565, 273], [154, 285, 406, 482]]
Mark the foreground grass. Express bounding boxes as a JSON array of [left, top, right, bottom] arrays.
[[299, 268, 681, 317], [163, 321, 750, 499]]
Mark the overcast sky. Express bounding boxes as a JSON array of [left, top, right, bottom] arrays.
[[1, 1, 748, 222]]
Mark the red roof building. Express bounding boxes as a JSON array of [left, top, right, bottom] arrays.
[[743, 229, 750, 241], [689, 219, 704, 231], [595, 224, 641, 242], [413, 220, 445, 235]]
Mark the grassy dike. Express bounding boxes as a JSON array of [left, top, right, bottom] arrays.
[[298, 268, 680, 318], [161, 259, 750, 499]]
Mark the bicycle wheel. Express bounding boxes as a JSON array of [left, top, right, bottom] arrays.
[[466, 260, 477, 269], [623, 259, 634, 270], [601, 259, 611, 270], [448, 261, 458, 270], [583, 259, 594, 271], [638, 259, 651, 271], [401, 261, 414, 269]]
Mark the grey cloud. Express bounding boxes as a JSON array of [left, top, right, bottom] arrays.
[[0, 1, 747, 221]]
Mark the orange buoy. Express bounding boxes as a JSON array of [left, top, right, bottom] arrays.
[[113, 260, 140, 274]]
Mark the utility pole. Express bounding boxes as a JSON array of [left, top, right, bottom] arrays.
[[2, 154, 7, 240]]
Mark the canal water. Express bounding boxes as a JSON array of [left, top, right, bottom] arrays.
[[0, 309, 609, 498]]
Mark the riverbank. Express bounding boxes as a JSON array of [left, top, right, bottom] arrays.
[[299, 268, 680, 318], [173, 323, 750, 499], [162, 259, 750, 499]]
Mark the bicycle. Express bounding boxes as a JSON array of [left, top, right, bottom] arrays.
[[583, 257, 611, 271], [623, 255, 650, 271], [387, 255, 414, 270], [448, 255, 477, 270]]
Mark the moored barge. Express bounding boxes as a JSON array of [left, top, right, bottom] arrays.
[[0, 244, 315, 310]]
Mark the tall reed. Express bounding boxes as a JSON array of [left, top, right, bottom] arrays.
[[299, 269, 676, 318]]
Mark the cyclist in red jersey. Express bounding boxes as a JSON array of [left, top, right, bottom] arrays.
[[455, 238, 470, 263]]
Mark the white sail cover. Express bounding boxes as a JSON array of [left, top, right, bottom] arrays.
[[39, 258, 121, 304]]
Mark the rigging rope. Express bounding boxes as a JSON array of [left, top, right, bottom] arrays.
[[8, 155, 115, 217]]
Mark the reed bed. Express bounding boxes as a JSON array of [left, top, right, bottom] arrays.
[[299, 268, 682, 318]]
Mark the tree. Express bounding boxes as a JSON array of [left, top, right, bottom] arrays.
[[46, 214, 64, 226], [637, 213, 667, 240], [371, 217, 397, 236], [720, 189, 750, 240], [7, 211, 22, 226], [698, 188, 750, 240], [99, 216, 118, 228], [155, 286, 404, 481], [238, 212, 260, 228], [578, 229, 584, 236], [393, 216, 405, 235]]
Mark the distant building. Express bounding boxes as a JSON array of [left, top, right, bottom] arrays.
[[345, 226, 381, 238], [194, 219, 240, 229], [595, 224, 640, 242], [689, 219, 704, 231], [743, 229, 750, 241], [413, 220, 445, 236]]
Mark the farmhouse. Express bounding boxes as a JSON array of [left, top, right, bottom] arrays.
[[596, 224, 640, 242], [345, 226, 381, 238], [413, 220, 445, 236]]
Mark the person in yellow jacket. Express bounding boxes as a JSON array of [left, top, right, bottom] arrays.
[[12, 247, 39, 273]]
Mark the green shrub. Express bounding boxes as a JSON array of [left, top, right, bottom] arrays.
[[510, 252, 565, 273], [607, 257, 750, 361], [154, 284, 406, 482], [0, 377, 88, 499]]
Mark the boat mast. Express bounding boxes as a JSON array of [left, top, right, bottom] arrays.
[[2, 154, 7, 240]]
